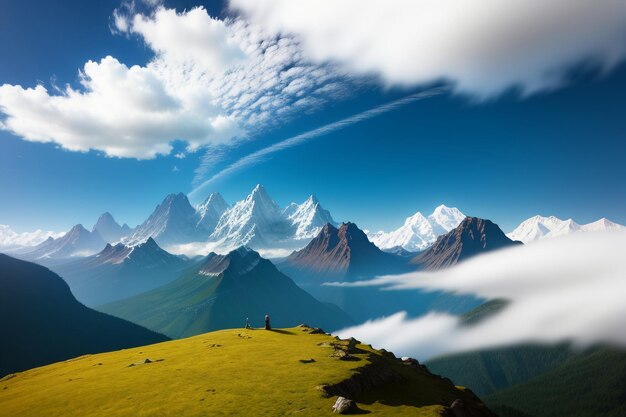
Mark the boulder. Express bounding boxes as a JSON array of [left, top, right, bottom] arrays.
[[332, 396, 355, 414]]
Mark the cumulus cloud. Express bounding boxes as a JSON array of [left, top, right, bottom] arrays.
[[334, 231, 626, 360], [130, 7, 247, 73], [0, 56, 239, 158], [232, 0, 626, 97], [0, 6, 352, 159], [0, 225, 65, 250]]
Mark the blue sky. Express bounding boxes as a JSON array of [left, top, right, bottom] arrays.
[[1, 0, 625, 234]]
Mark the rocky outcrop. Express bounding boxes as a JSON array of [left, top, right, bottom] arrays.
[[332, 397, 356, 414]]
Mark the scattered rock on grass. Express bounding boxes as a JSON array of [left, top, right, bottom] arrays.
[[127, 358, 164, 367], [332, 396, 355, 414]]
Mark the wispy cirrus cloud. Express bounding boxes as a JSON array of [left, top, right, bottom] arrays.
[[189, 87, 446, 199]]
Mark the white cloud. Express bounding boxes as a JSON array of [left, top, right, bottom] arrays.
[[334, 231, 626, 360], [232, 0, 626, 97], [130, 7, 247, 73], [0, 6, 352, 160], [0, 225, 65, 250], [0, 55, 240, 159]]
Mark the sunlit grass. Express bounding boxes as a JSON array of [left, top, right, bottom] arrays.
[[0, 327, 487, 416]]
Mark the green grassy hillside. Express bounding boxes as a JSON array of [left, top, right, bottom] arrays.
[[0, 326, 496, 417]]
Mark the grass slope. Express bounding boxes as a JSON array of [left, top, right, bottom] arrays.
[[486, 347, 626, 417], [0, 254, 169, 377], [0, 326, 495, 417]]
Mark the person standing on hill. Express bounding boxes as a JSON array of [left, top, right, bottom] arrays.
[[264, 314, 271, 330]]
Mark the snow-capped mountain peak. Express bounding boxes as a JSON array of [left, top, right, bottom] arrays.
[[209, 185, 291, 249], [370, 204, 466, 252], [286, 195, 337, 240], [92, 212, 132, 244], [128, 192, 201, 246], [196, 192, 229, 233], [247, 184, 280, 210], [403, 211, 429, 226], [508, 215, 624, 243], [428, 205, 466, 233], [581, 218, 624, 232], [18, 223, 107, 259], [281, 202, 299, 218]]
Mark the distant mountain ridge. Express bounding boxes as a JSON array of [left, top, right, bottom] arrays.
[[278, 221, 483, 323], [412, 217, 522, 270], [128, 192, 204, 246], [123, 185, 338, 252], [279, 222, 409, 283], [507, 215, 624, 243], [284, 194, 338, 239], [52, 237, 193, 306], [100, 246, 354, 338], [16, 224, 107, 262], [369, 205, 466, 251], [7, 187, 624, 260], [92, 212, 133, 243], [196, 192, 230, 233], [209, 184, 295, 248]]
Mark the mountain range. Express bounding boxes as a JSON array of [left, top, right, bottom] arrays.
[[100, 246, 354, 338], [125, 185, 338, 252], [412, 217, 523, 270], [507, 215, 624, 243], [277, 220, 504, 322], [4, 186, 624, 262], [51, 237, 193, 306], [279, 222, 409, 284], [92, 212, 133, 243], [369, 205, 466, 251], [0, 254, 168, 377], [15, 224, 107, 262]]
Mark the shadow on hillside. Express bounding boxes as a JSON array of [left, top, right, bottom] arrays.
[[268, 329, 296, 335]]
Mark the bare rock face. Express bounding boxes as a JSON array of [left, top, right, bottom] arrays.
[[281, 222, 408, 283], [412, 217, 522, 270], [332, 397, 355, 414]]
